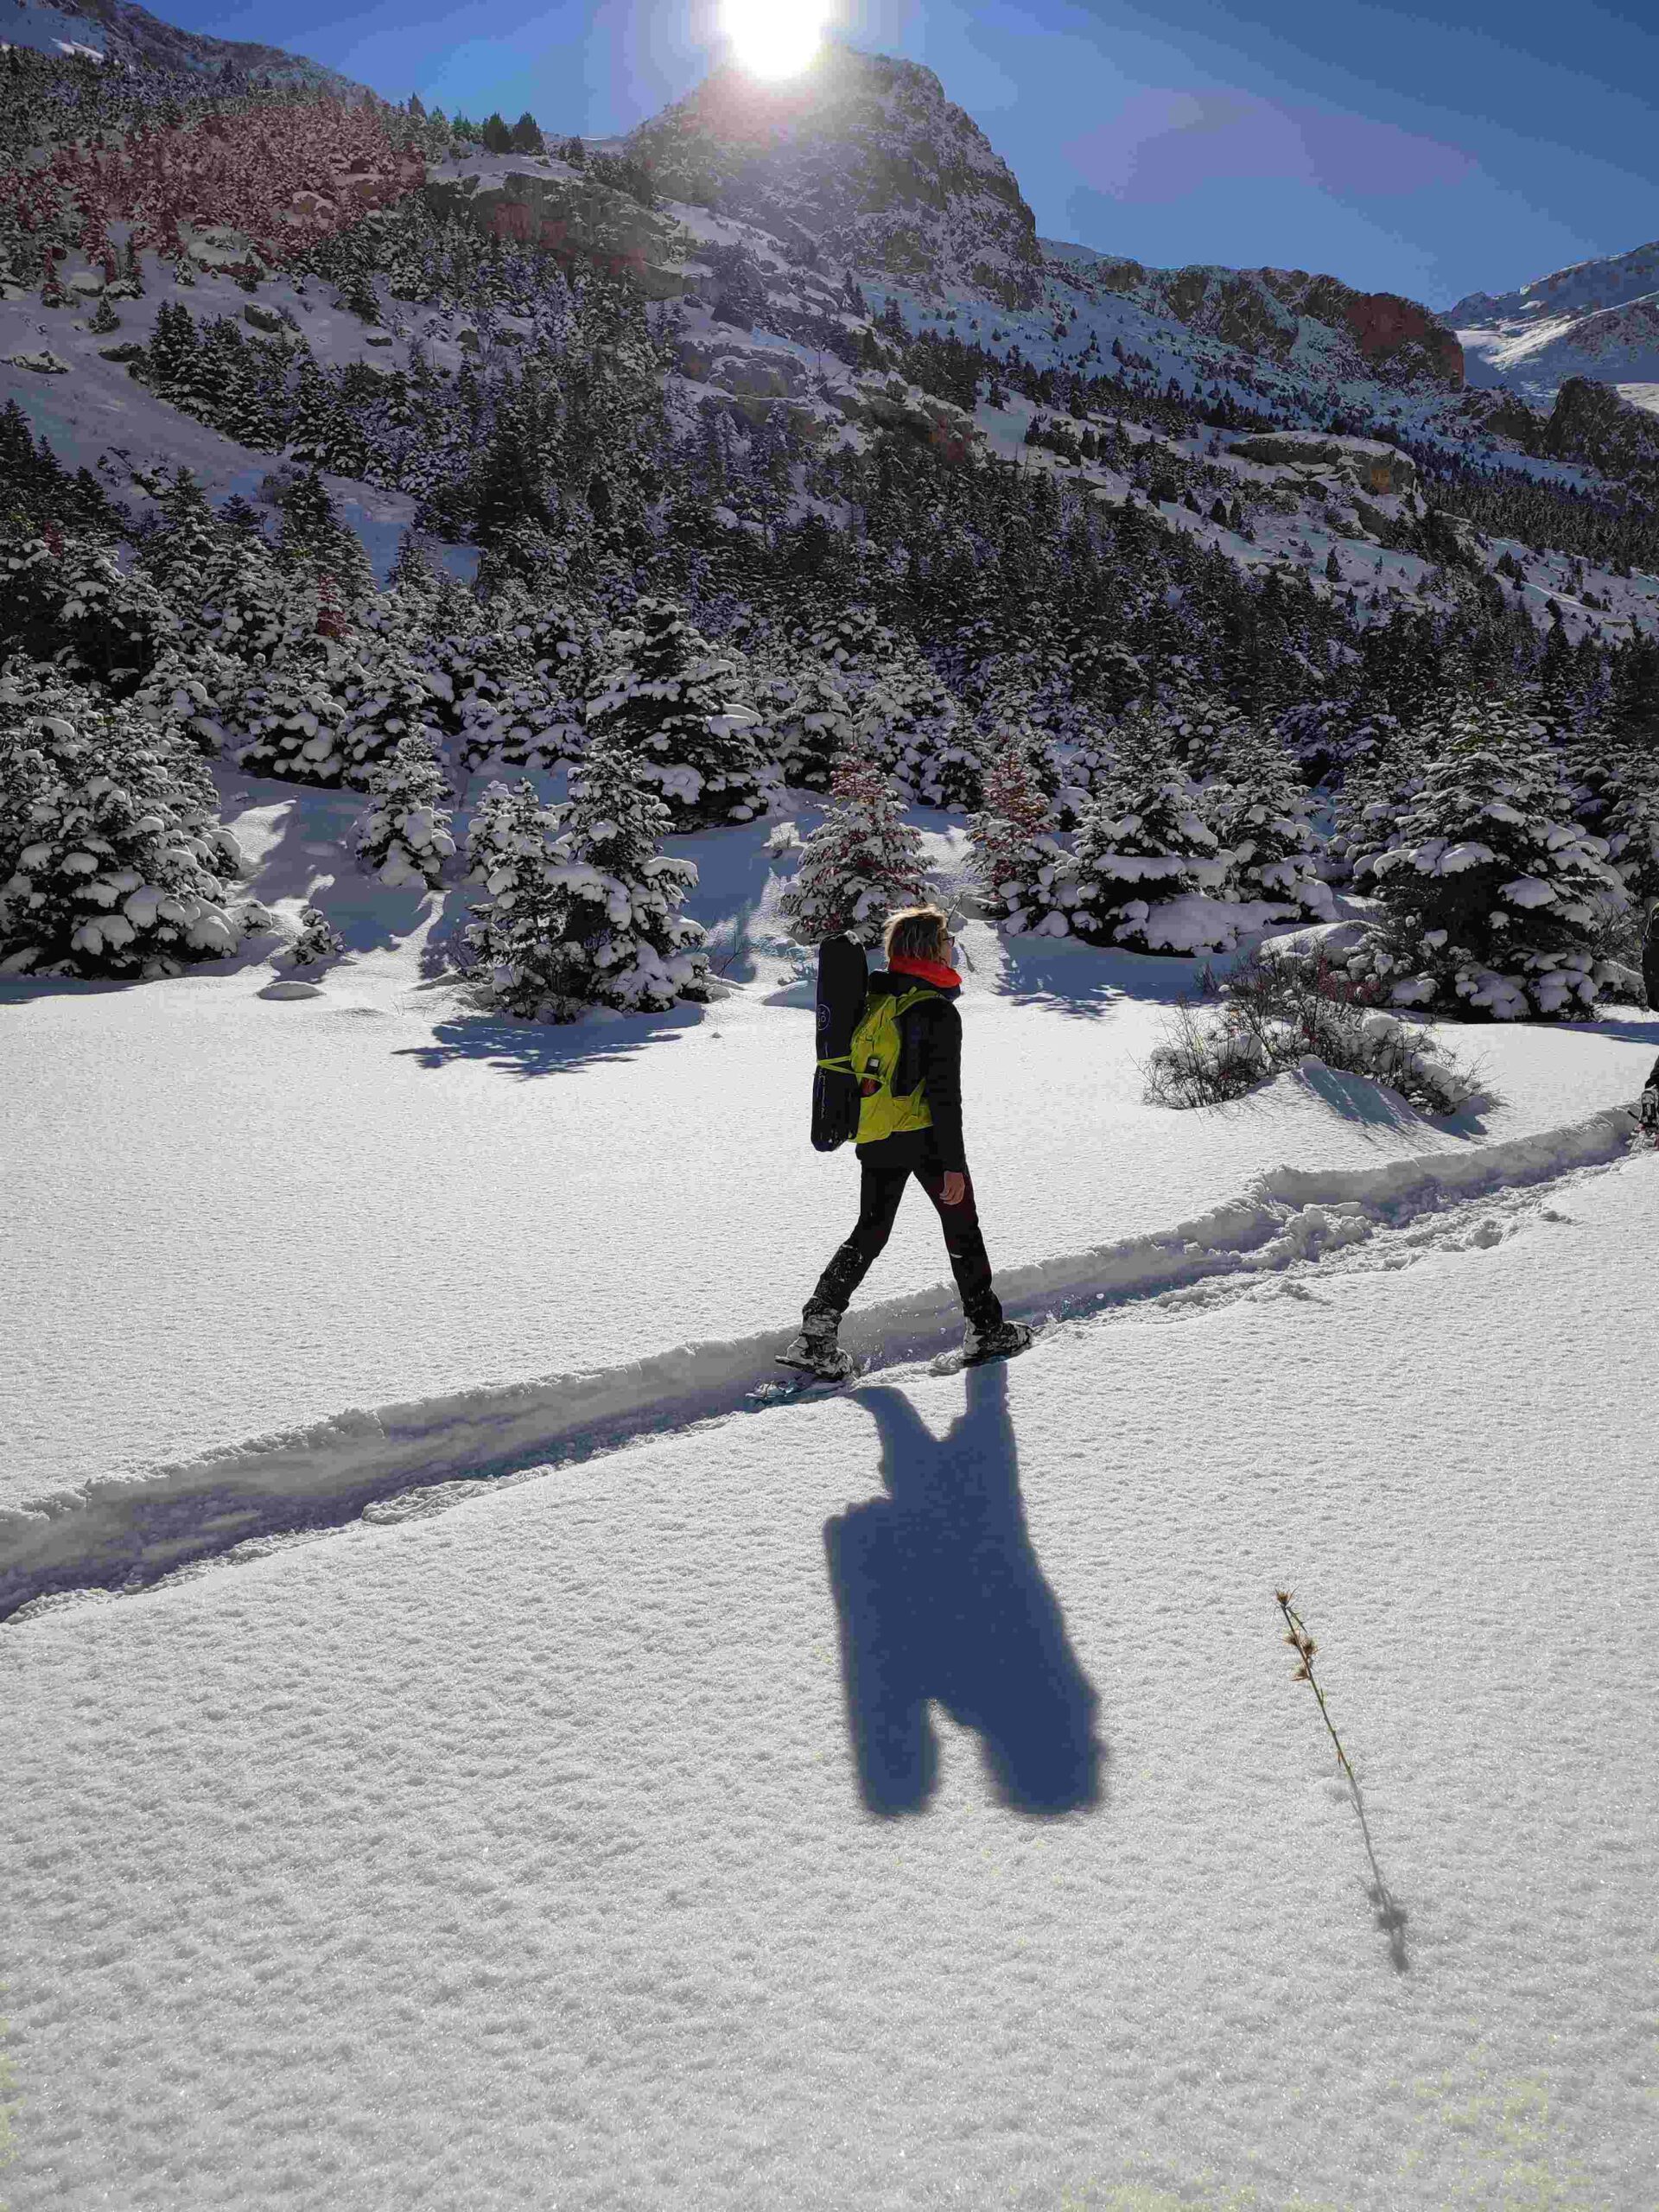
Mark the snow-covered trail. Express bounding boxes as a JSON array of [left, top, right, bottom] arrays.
[[0, 1101, 1637, 1623], [7, 779, 1658, 1517], [5, 1141, 1656, 2210]]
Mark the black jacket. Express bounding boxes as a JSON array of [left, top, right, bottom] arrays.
[[855, 969, 967, 1173], [1643, 919, 1659, 1013]]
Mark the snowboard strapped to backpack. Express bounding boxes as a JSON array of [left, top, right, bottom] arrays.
[[810, 935, 869, 1153]]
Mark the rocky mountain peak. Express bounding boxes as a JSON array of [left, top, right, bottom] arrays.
[[626, 43, 1042, 308]]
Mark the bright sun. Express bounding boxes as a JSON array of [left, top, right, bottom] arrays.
[[720, 0, 832, 79]]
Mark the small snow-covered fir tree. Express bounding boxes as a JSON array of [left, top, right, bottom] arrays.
[[585, 596, 764, 828], [970, 729, 1072, 934], [1360, 708, 1621, 1019], [1213, 730, 1334, 920], [354, 734, 455, 889], [1602, 772, 1659, 909], [131, 645, 239, 759], [0, 664, 243, 978], [236, 647, 356, 785], [465, 741, 709, 1020], [781, 745, 927, 945], [466, 778, 543, 887], [1071, 770, 1235, 955], [766, 658, 861, 791], [276, 903, 346, 970], [341, 641, 442, 785]]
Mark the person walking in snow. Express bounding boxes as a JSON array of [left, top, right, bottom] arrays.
[[780, 906, 1033, 1380]]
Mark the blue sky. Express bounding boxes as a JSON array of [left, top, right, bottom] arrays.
[[183, 0, 1659, 308]]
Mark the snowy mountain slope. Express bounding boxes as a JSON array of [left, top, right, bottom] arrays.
[[5, 1137, 1656, 2208], [4, 772, 1656, 1607], [1448, 240, 1659, 407], [1049, 242, 1463, 392], [620, 41, 1459, 392], [0, 0, 357, 90], [0, 275, 474, 581]]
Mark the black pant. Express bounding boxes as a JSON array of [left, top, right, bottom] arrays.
[[811, 1149, 1002, 1327]]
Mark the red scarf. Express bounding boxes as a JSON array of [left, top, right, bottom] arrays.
[[888, 952, 962, 990]]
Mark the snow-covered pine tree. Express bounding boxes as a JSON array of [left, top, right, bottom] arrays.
[[969, 728, 1071, 933], [1361, 706, 1621, 1019], [132, 645, 239, 759], [1071, 768, 1235, 955], [584, 596, 764, 828], [465, 740, 709, 1019], [765, 656, 861, 791], [235, 645, 356, 785], [465, 778, 542, 887], [1213, 728, 1334, 920], [1601, 769, 1659, 910], [341, 639, 442, 785], [0, 664, 243, 978], [780, 744, 927, 945], [354, 732, 455, 888], [276, 903, 346, 970]]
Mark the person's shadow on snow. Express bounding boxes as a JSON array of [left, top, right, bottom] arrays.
[[824, 1364, 1103, 1817]]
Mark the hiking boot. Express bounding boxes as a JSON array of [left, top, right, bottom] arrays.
[[1641, 1087, 1659, 1132], [778, 1300, 854, 1381], [960, 1317, 1034, 1365]]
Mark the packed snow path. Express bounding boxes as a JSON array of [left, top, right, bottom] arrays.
[[0, 1100, 1639, 1621], [5, 1147, 1656, 2209]]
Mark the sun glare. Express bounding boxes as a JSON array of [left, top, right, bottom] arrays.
[[720, 0, 832, 79]]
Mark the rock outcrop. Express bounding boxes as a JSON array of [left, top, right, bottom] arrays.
[[628, 47, 1042, 309], [423, 165, 693, 300], [1536, 376, 1659, 486], [1229, 433, 1417, 495]]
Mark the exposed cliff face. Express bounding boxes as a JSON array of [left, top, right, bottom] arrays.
[[626, 46, 1043, 309], [1054, 251, 1461, 391], [1261, 271, 1463, 387], [1538, 376, 1659, 486]]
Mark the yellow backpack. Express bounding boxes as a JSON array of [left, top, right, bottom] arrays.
[[849, 986, 935, 1144]]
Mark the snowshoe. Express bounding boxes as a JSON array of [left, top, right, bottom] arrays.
[[775, 1303, 855, 1383], [774, 1335, 855, 1383], [958, 1318, 1036, 1368]]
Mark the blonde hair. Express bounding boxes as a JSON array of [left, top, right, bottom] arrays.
[[884, 906, 952, 965]]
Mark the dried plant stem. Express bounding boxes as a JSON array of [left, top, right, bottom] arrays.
[[1274, 1589, 1408, 1969]]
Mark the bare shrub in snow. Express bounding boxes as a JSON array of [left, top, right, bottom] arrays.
[[1145, 950, 1481, 1116]]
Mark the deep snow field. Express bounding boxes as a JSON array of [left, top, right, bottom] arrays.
[[4, 780, 1659, 2209]]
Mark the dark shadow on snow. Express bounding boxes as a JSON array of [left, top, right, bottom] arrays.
[[394, 1001, 705, 1078], [824, 1363, 1104, 1817], [1294, 1059, 1495, 1141], [1561, 1014, 1659, 1047], [993, 930, 1221, 1020]]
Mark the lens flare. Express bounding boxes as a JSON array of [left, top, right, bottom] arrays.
[[720, 0, 832, 79]]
